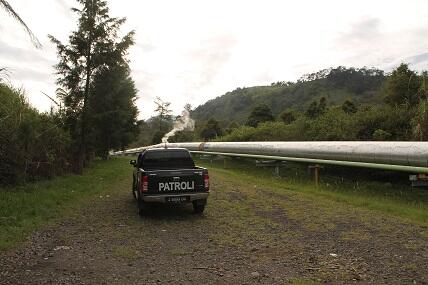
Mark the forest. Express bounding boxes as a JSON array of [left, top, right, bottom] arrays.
[[133, 64, 428, 145]]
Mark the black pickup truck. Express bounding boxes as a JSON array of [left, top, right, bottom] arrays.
[[130, 148, 209, 216]]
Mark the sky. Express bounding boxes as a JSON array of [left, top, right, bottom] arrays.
[[1, 0, 428, 119]]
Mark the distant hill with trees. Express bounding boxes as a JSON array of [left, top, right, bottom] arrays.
[[215, 64, 427, 142], [132, 64, 427, 146], [192, 66, 386, 126]]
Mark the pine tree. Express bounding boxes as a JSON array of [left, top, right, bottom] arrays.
[[154, 97, 172, 132], [89, 64, 138, 159], [49, 0, 134, 173]]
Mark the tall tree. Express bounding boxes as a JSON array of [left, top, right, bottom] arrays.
[[306, 97, 328, 119], [306, 101, 319, 119], [154, 97, 172, 132], [0, 0, 41, 48], [184, 103, 192, 113], [200, 118, 222, 141], [318, 97, 327, 114], [279, 109, 296, 124], [89, 64, 138, 159], [49, 0, 134, 173], [384, 63, 421, 107], [412, 99, 428, 140], [342, 100, 357, 114], [246, 104, 274, 127]]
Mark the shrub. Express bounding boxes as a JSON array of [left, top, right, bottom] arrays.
[[0, 84, 70, 185]]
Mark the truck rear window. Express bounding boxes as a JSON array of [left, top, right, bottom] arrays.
[[141, 150, 195, 170]]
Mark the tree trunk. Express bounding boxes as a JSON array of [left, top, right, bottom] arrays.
[[101, 150, 108, 160], [102, 136, 111, 160], [76, 45, 92, 174]]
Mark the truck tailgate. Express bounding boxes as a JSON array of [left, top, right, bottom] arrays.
[[146, 169, 205, 194]]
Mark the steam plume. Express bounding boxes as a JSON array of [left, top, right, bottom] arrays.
[[162, 109, 195, 143]]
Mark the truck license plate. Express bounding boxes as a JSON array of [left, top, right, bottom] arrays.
[[165, 196, 189, 203]]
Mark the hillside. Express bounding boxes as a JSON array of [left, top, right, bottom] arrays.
[[192, 67, 386, 125]]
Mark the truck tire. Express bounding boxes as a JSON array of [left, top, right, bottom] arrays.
[[137, 191, 147, 216], [193, 202, 205, 214], [132, 177, 138, 201], [138, 199, 147, 216]]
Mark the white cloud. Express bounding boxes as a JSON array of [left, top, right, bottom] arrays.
[[1, 0, 428, 119]]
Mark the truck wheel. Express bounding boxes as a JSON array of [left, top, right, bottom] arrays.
[[137, 191, 147, 216], [132, 179, 138, 201], [138, 199, 147, 216], [193, 202, 205, 214], [132, 187, 138, 201]]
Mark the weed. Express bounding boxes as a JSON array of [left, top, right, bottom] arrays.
[[0, 157, 130, 251]]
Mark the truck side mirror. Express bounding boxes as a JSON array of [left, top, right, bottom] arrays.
[[130, 160, 136, 166]]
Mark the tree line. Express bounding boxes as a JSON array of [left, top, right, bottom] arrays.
[[191, 66, 387, 125], [132, 64, 427, 144], [215, 64, 428, 142], [0, 0, 138, 185]]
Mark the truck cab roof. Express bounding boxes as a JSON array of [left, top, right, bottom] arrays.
[[138, 148, 195, 170], [145, 147, 189, 152]]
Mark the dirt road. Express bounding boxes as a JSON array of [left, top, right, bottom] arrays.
[[1, 166, 427, 284]]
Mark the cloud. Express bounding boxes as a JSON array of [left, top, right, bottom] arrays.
[[131, 70, 162, 118], [0, 39, 55, 66], [382, 51, 428, 72], [55, 0, 73, 16], [8, 66, 52, 82], [135, 42, 157, 53], [336, 17, 382, 49], [333, 17, 428, 72], [181, 34, 236, 92], [132, 70, 158, 100], [406, 52, 428, 66]]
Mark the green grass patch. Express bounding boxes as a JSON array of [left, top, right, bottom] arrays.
[[0, 157, 130, 251], [195, 157, 428, 225], [113, 245, 140, 260]]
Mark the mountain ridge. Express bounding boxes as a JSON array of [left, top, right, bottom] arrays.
[[192, 66, 386, 125]]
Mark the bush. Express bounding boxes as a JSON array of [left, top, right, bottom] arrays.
[[305, 107, 356, 140], [216, 104, 414, 142], [0, 84, 71, 185], [217, 121, 308, 142]]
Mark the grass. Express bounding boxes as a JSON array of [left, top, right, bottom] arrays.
[[0, 157, 130, 251], [113, 245, 139, 260], [194, 156, 428, 225], [2, 154, 427, 252]]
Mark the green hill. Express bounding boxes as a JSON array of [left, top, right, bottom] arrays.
[[192, 67, 385, 125]]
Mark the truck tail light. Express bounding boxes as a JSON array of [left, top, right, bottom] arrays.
[[140, 175, 148, 192], [204, 174, 210, 191]]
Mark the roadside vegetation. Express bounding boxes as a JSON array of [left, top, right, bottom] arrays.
[[0, 157, 129, 251], [0, 0, 138, 186], [0, 84, 70, 185], [194, 156, 428, 225]]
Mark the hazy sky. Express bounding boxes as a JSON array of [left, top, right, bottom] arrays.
[[1, 0, 428, 119]]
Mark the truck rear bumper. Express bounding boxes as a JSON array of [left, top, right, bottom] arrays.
[[142, 192, 209, 203]]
